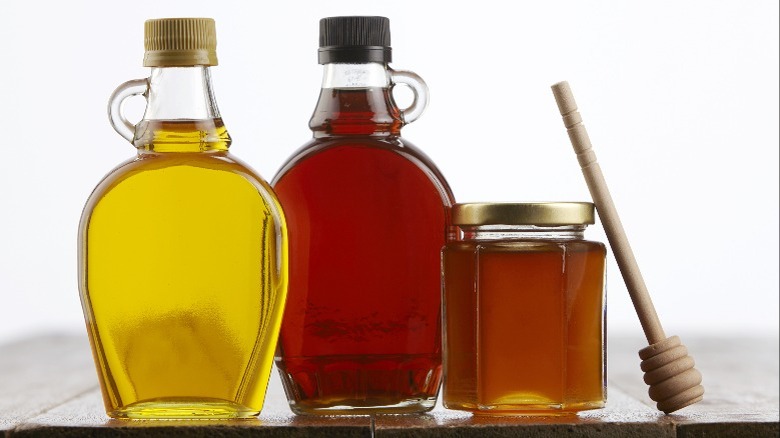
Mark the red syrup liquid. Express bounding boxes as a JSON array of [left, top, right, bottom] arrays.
[[273, 88, 454, 414]]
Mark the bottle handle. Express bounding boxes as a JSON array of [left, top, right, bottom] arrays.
[[107, 78, 149, 143], [390, 70, 429, 124]]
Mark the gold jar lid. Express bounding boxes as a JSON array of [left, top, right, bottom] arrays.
[[452, 202, 595, 226], [143, 18, 218, 67]]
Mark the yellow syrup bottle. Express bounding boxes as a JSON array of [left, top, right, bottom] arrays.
[[77, 18, 288, 419]]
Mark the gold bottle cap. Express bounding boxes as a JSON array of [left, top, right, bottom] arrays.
[[143, 18, 218, 67], [452, 202, 595, 226]]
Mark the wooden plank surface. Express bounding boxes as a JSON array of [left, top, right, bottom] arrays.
[[0, 336, 97, 433], [608, 336, 779, 438], [1, 334, 777, 437]]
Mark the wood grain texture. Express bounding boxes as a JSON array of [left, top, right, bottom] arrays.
[[0, 335, 97, 433], [609, 335, 779, 438], [373, 387, 674, 437], [13, 390, 372, 438], [1, 334, 777, 437]]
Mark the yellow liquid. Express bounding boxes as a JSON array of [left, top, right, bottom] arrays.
[[78, 120, 288, 419]]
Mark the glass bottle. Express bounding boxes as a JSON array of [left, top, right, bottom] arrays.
[[442, 202, 606, 414], [273, 16, 455, 415], [77, 18, 288, 419]]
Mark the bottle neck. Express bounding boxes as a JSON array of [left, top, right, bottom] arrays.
[[460, 225, 587, 241], [309, 63, 403, 137], [134, 66, 231, 153]]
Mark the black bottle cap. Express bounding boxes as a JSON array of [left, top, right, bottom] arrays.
[[318, 16, 392, 64]]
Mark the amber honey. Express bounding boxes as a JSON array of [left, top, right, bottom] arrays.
[[442, 203, 606, 414]]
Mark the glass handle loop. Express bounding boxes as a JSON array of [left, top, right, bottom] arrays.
[[390, 70, 429, 125], [107, 78, 149, 144]]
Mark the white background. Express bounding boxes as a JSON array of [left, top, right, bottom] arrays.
[[0, 1, 777, 344]]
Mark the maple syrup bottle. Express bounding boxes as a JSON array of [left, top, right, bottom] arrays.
[[78, 18, 288, 419], [273, 16, 455, 415]]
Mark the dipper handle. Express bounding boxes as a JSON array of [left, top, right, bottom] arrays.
[[551, 81, 703, 413]]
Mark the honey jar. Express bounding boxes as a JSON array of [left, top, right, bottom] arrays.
[[442, 202, 606, 414]]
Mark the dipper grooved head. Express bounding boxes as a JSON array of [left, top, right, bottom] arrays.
[[639, 336, 704, 413]]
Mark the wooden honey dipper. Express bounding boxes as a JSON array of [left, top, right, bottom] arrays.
[[550, 81, 704, 414]]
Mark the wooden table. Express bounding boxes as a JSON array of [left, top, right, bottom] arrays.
[[0, 334, 777, 437]]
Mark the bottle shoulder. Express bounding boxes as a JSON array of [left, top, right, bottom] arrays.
[[272, 137, 455, 204], [82, 151, 282, 218]]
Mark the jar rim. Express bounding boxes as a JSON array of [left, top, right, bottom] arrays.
[[452, 202, 595, 226]]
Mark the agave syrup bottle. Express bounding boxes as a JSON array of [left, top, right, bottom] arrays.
[[78, 18, 288, 419], [273, 16, 455, 415]]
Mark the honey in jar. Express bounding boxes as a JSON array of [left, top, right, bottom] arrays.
[[442, 202, 606, 414]]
